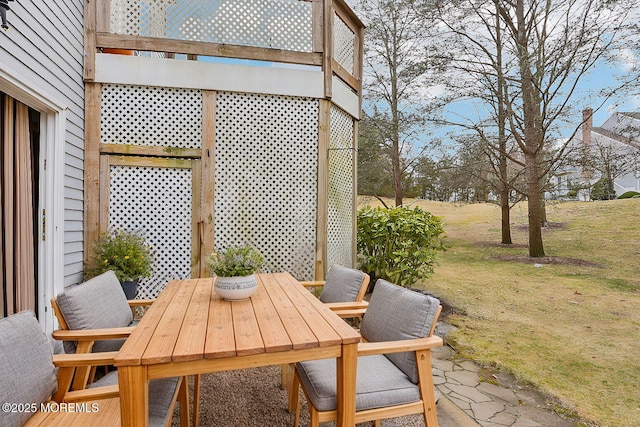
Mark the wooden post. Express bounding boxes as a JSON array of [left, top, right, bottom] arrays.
[[84, 0, 97, 81], [84, 83, 102, 263], [316, 100, 331, 280], [352, 120, 359, 268], [323, 0, 334, 99], [201, 91, 216, 277]]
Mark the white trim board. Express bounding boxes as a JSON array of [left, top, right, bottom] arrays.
[[95, 54, 325, 99]]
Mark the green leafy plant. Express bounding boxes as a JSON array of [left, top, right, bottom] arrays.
[[357, 206, 446, 288], [208, 245, 264, 277], [618, 191, 640, 199], [85, 229, 153, 283]]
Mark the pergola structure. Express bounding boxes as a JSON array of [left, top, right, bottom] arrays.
[[83, 0, 364, 297]]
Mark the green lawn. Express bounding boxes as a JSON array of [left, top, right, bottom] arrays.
[[359, 197, 640, 427]]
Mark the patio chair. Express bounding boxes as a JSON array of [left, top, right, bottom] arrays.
[[51, 270, 154, 388], [289, 279, 443, 427], [0, 310, 189, 427], [281, 265, 370, 388]]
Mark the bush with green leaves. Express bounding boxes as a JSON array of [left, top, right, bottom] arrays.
[[618, 191, 640, 199], [85, 229, 153, 282], [357, 206, 446, 288], [207, 245, 264, 277], [590, 178, 615, 200]]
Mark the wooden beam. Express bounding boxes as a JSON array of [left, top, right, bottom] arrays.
[[316, 100, 331, 280], [84, 83, 102, 261], [312, 1, 324, 53], [100, 144, 202, 158], [200, 91, 216, 277], [96, 0, 110, 33], [192, 161, 202, 277], [96, 33, 323, 66], [352, 119, 359, 267], [323, 0, 334, 99], [332, 0, 365, 33], [331, 59, 360, 92], [83, 0, 97, 81]]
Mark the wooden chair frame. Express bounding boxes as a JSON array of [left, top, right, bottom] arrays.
[[24, 347, 189, 427], [281, 271, 371, 389], [289, 305, 443, 427], [51, 296, 202, 427]]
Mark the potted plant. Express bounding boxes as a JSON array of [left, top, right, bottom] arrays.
[[207, 245, 263, 301], [85, 229, 153, 299]]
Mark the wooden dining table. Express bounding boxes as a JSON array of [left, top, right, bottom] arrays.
[[114, 272, 361, 427]]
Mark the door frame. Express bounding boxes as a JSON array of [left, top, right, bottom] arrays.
[[0, 59, 67, 334]]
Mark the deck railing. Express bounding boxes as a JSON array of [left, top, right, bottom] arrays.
[[86, 0, 363, 96]]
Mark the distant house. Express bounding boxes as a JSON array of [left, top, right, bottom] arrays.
[[551, 109, 640, 200]]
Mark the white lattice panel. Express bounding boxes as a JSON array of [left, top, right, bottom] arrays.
[[333, 13, 355, 74], [214, 92, 318, 280], [108, 164, 193, 298], [327, 105, 355, 268], [111, 0, 313, 52], [101, 84, 202, 148]]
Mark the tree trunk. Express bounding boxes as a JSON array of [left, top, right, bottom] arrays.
[[500, 184, 512, 244], [525, 153, 545, 256], [515, 0, 545, 257]]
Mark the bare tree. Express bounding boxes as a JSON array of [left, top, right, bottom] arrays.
[[435, 0, 639, 256], [355, 0, 445, 207]]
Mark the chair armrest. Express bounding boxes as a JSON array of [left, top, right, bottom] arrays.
[[300, 280, 325, 288], [128, 299, 155, 307], [63, 385, 119, 403], [325, 301, 369, 310], [53, 351, 119, 368], [52, 326, 135, 341], [357, 336, 443, 357], [333, 308, 368, 319]]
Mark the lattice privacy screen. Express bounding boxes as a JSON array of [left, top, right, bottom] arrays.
[[110, 0, 313, 52], [214, 92, 318, 281], [333, 13, 355, 74], [108, 164, 194, 298], [101, 84, 203, 148], [327, 105, 355, 268]]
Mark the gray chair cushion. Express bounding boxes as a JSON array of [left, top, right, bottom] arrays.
[[0, 311, 57, 427], [296, 355, 420, 412], [56, 270, 133, 353], [90, 372, 180, 427], [319, 265, 366, 304], [360, 279, 440, 384]]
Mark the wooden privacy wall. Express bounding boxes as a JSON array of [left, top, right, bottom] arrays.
[[84, 0, 364, 289]]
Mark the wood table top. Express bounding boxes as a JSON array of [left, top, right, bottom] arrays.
[[114, 272, 361, 367]]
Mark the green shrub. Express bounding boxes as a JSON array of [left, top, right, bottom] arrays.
[[618, 191, 640, 199], [85, 229, 153, 282], [357, 206, 446, 288], [590, 178, 615, 200]]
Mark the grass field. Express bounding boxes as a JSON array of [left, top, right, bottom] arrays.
[[358, 197, 640, 427]]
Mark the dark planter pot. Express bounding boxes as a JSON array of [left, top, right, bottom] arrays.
[[121, 280, 138, 300]]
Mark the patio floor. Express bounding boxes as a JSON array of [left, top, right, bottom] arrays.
[[172, 343, 576, 426]]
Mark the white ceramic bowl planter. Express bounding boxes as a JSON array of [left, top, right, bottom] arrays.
[[214, 274, 258, 301]]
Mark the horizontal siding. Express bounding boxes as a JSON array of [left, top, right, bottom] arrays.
[[0, 1, 85, 286]]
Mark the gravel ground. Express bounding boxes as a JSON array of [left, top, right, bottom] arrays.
[[173, 365, 427, 427]]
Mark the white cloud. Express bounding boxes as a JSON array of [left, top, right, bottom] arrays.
[[616, 48, 638, 72]]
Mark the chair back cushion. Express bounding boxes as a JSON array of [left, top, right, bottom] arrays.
[[319, 265, 366, 303], [56, 270, 133, 353], [0, 311, 57, 427], [360, 279, 440, 383]]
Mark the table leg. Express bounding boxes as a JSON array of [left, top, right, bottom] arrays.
[[118, 365, 148, 427], [336, 342, 357, 427]]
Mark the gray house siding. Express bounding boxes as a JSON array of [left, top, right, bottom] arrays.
[[0, 1, 85, 286]]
